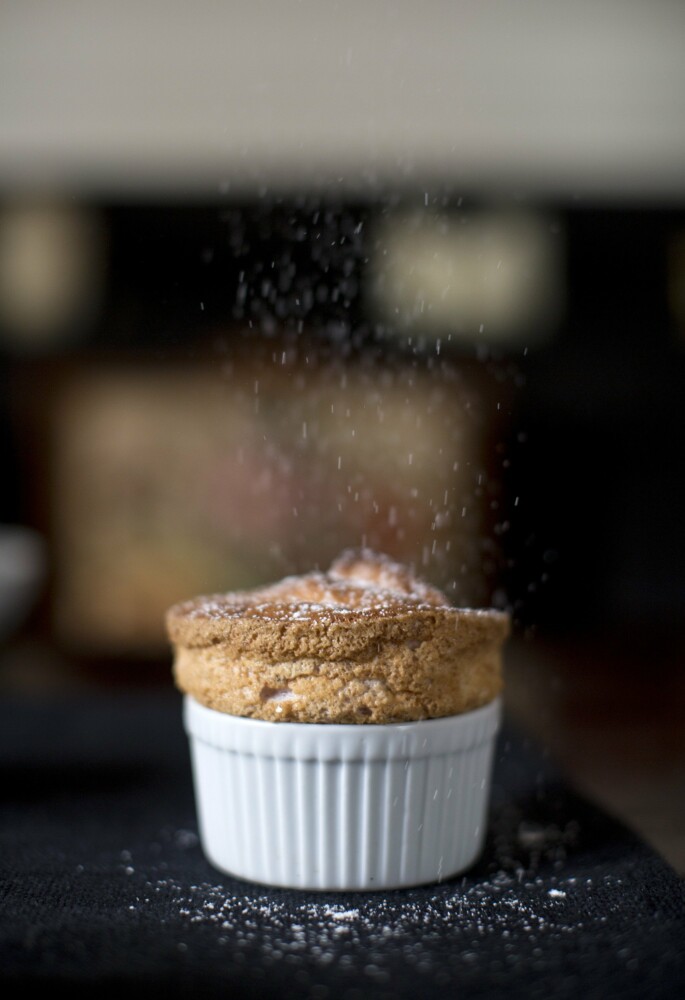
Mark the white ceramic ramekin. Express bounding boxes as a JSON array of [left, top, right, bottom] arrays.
[[184, 694, 501, 891]]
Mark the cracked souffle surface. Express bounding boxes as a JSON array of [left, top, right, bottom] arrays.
[[166, 549, 510, 724]]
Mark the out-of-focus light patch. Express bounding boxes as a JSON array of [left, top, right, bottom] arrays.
[[668, 231, 685, 339], [46, 363, 484, 653], [1, 1, 685, 196], [370, 209, 563, 347], [0, 200, 104, 349]]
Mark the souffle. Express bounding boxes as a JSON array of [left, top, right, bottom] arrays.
[[167, 549, 509, 725]]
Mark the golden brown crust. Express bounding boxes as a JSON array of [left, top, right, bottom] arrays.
[[167, 549, 509, 724]]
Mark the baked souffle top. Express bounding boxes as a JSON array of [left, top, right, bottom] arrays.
[[167, 549, 509, 724]]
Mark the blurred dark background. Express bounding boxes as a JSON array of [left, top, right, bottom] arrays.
[[1, 200, 683, 645], [0, 1, 683, 868]]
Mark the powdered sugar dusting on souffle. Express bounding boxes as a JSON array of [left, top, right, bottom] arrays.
[[166, 549, 509, 724]]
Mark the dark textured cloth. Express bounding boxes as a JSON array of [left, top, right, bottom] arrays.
[[0, 693, 683, 999]]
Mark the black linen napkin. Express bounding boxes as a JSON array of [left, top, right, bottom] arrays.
[[1, 693, 683, 999]]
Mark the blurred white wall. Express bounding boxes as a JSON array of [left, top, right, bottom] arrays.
[[1, 0, 684, 197]]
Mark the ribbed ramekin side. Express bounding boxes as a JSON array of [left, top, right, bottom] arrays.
[[184, 696, 501, 890], [439, 739, 491, 877]]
